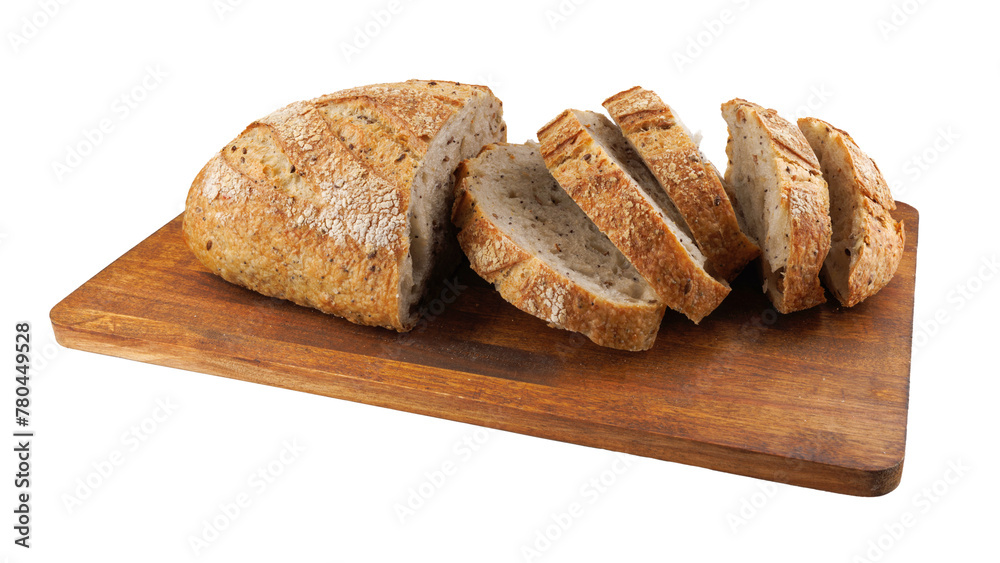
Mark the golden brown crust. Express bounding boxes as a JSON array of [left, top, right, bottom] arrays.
[[317, 81, 494, 150], [538, 110, 730, 323], [798, 117, 905, 307], [848, 204, 905, 307], [722, 99, 831, 314], [183, 80, 502, 331], [452, 144, 666, 351], [802, 119, 896, 211], [780, 177, 832, 312], [603, 87, 759, 281]]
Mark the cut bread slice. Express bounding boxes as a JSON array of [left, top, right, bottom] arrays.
[[452, 143, 666, 351], [538, 109, 730, 324], [798, 117, 905, 307], [721, 99, 831, 314], [604, 86, 760, 281]]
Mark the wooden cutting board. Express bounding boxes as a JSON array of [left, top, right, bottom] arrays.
[[51, 203, 919, 496]]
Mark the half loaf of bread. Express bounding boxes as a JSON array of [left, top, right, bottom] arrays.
[[538, 109, 730, 323], [603, 87, 759, 281], [798, 117, 905, 307], [452, 143, 665, 351], [183, 80, 506, 331], [721, 99, 831, 314]]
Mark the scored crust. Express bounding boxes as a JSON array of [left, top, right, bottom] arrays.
[[538, 109, 730, 324], [452, 143, 666, 351], [183, 80, 505, 331], [603, 86, 760, 281], [722, 99, 831, 314], [798, 117, 905, 307]]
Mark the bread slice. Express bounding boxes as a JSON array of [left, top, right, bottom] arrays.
[[537, 110, 730, 323], [183, 80, 506, 331], [798, 117, 905, 307], [603, 87, 759, 281], [538, 110, 730, 323], [721, 99, 831, 314], [452, 143, 665, 351]]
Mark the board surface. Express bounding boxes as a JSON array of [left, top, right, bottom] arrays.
[[51, 204, 919, 496]]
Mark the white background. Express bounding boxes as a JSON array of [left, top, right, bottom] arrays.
[[2, 0, 998, 561]]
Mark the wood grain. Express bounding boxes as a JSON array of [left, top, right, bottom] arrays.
[[50, 203, 919, 496]]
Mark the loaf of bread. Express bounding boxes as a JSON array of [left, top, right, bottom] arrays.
[[721, 99, 831, 314], [183, 78, 904, 346], [538, 109, 730, 323], [604, 87, 759, 281], [798, 117, 905, 307], [452, 143, 666, 351], [183, 80, 506, 331]]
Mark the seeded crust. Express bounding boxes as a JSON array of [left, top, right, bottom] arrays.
[[722, 99, 831, 314], [452, 143, 666, 351], [798, 117, 905, 307], [183, 80, 506, 331], [538, 109, 730, 324], [603, 87, 760, 281]]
